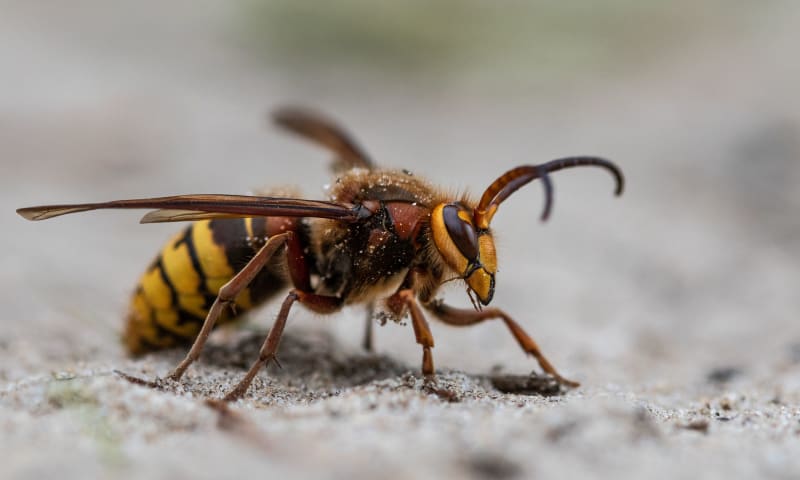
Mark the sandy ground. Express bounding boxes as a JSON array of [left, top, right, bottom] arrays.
[[2, 2, 799, 479]]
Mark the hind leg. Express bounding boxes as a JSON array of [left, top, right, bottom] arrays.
[[167, 232, 291, 381]]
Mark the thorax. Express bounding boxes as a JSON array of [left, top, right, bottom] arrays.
[[308, 169, 437, 302]]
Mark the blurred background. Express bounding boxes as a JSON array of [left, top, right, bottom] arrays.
[[2, 0, 799, 387]]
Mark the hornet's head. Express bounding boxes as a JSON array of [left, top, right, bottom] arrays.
[[430, 157, 624, 307], [431, 202, 497, 305]]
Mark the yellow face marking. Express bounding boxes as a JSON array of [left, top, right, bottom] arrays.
[[466, 268, 494, 305], [431, 203, 499, 305], [431, 204, 469, 274], [478, 234, 497, 274]]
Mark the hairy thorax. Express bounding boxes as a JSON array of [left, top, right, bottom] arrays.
[[307, 169, 446, 304]]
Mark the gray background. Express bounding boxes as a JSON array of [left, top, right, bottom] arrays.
[[2, 2, 799, 479]]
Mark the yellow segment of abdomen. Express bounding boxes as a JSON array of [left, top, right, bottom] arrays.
[[123, 218, 288, 355]]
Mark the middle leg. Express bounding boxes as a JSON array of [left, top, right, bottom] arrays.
[[361, 301, 375, 352], [223, 290, 343, 401]]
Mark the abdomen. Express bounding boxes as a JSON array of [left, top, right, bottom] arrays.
[[124, 217, 288, 354]]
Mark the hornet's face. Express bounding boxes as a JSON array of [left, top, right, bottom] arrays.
[[431, 203, 497, 305], [430, 158, 624, 305]]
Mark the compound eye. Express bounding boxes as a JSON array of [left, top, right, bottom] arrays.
[[442, 204, 479, 261]]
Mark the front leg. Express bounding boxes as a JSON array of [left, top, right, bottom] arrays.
[[386, 289, 435, 378], [425, 300, 579, 387]]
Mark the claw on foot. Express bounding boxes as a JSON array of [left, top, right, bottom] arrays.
[[166, 367, 188, 382], [559, 377, 581, 389], [548, 372, 580, 389], [271, 355, 283, 370]]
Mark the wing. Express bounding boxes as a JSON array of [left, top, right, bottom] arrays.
[[272, 106, 374, 171], [16, 194, 362, 223]]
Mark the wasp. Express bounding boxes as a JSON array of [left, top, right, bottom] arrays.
[[17, 107, 624, 400]]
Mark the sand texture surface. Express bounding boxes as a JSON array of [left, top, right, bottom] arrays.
[[2, 3, 799, 479]]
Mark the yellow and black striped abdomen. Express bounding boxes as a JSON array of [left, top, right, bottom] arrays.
[[124, 217, 288, 354]]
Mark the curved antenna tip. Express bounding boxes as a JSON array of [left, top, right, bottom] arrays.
[[538, 166, 554, 222], [614, 178, 625, 197]]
